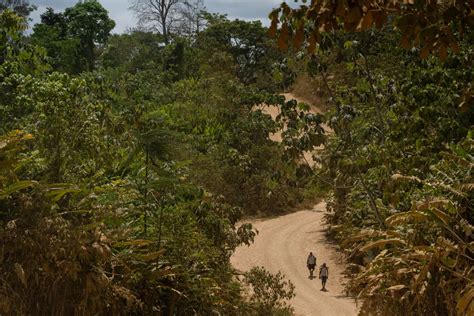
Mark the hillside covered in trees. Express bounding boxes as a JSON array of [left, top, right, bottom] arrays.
[[1, 0, 473, 315]]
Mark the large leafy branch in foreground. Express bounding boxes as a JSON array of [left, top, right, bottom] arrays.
[[269, 0, 473, 60]]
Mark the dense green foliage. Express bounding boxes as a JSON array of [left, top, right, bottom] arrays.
[[31, 0, 115, 73], [0, 0, 35, 17], [243, 267, 295, 315], [2, 1, 473, 314], [293, 26, 474, 316], [0, 8, 300, 315]]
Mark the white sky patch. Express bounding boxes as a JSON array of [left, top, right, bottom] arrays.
[[28, 0, 298, 33]]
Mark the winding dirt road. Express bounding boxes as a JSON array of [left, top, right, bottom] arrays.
[[231, 202, 358, 316], [231, 94, 358, 315]]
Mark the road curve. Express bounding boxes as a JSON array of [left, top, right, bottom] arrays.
[[231, 202, 358, 316]]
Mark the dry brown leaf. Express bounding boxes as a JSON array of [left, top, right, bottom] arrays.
[[420, 43, 432, 59], [360, 11, 374, 30], [359, 238, 405, 252], [278, 22, 289, 51], [415, 199, 450, 212], [387, 284, 407, 291], [386, 211, 429, 226], [14, 263, 27, 288], [457, 287, 474, 316], [401, 35, 411, 50], [438, 42, 448, 61], [293, 24, 305, 50]]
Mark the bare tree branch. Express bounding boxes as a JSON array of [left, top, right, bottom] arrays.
[[174, 0, 206, 37], [129, 0, 183, 43]]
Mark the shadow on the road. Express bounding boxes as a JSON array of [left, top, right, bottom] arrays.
[[306, 229, 324, 234], [332, 294, 355, 299]]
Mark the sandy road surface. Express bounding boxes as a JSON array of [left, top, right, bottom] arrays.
[[231, 202, 358, 316], [232, 93, 357, 315]]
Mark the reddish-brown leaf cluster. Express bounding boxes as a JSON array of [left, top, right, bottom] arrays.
[[269, 0, 474, 60]]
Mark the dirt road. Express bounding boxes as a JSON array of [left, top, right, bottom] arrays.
[[231, 93, 358, 315], [231, 202, 358, 316]]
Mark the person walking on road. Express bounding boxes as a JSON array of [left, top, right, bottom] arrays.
[[306, 252, 316, 279], [319, 263, 329, 291]]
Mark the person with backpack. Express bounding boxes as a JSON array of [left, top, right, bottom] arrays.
[[319, 263, 329, 291], [306, 252, 317, 278]]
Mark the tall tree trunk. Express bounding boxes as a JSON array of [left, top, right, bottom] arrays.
[[162, 19, 169, 44], [87, 40, 95, 71]]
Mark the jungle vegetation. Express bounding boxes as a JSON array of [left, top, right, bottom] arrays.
[[0, 1, 298, 314], [0, 0, 473, 315], [272, 1, 474, 315]]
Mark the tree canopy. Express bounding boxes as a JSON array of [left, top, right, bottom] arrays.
[[64, 0, 115, 71], [31, 1, 115, 73], [0, 0, 35, 17]]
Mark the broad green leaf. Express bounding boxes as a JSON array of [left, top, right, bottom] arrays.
[[45, 184, 81, 203], [0, 181, 37, 199]]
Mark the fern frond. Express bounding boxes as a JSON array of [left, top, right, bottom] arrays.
[[386, 211, 429, 226], [392, 173, 423, 183], [440, 152, 474, 168], [359, 238, 405, 252], [457, 284, 474, 316], [436, 183, 467, 199], [459, 183, 474, 193], [415, 199, 452, 212]]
